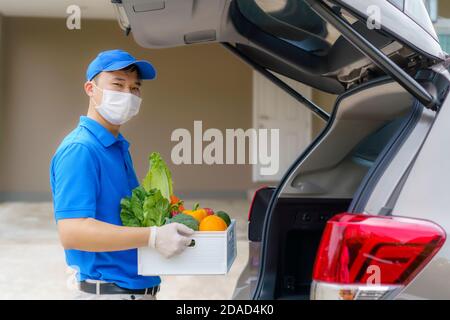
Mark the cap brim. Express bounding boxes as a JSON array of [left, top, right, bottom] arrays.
[[134, 60, 157, 80], [103, 60, 157, 80]]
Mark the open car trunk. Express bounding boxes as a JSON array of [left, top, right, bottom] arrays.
[[113, 0, 444, 97], [112, 0, 447, 300], [253, 78, 420, 299]]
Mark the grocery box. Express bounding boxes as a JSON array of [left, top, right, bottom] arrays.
[[138, 219, 237, 275]]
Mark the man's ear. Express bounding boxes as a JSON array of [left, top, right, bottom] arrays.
[[84, 81, 94, 97]]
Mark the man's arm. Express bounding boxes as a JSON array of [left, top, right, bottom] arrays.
[[58, 218, 150, 252], [57, 218, 195, 258]]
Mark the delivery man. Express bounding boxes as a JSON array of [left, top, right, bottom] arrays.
[[49, 49, 194, 300]]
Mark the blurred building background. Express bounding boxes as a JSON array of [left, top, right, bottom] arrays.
[[0, 1, 337, 202]]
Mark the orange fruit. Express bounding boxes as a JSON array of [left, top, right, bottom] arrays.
[[199, 215, 228, 231], [183, 209, 207, 223]]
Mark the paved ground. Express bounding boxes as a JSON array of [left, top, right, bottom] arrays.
[[0, 199, 250, 300]]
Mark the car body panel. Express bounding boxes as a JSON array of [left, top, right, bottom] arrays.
[[388, 65, 450, 300], [335, 0, 445, 60], [232, 241, 261, 300], [116, 0, 243, 48], [351, 106, 436, 214]]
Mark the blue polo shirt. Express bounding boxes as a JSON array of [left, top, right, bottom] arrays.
[[49, 116, 161, 289]]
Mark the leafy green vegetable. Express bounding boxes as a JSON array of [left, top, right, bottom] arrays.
[[143, 189, 170, 227], [121, 187, 171, 227], [120, 197, 140, 227], [121, 153, 174, 227], [142, 152, 173, 201], [130, 187, 146, 222]]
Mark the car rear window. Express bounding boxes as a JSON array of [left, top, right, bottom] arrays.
[[236, 0, 342, 54]]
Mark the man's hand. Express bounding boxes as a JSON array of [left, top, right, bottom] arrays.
[[149, 223, 194, 259]]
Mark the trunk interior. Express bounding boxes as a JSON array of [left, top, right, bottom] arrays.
[[272, 198, 352, 300]]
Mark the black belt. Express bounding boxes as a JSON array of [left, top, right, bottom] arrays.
[[80, 281, 160, 296]]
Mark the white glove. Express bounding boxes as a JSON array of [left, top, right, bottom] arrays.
[[148, 223, 194, 259]]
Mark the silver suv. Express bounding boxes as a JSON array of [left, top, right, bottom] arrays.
[[113, 0, 450, 300]]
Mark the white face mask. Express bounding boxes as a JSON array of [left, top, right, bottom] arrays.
[[91, 82, 142, 125]]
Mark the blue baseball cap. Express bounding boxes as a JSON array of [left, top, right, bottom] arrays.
[[86, 49, 156, 81]]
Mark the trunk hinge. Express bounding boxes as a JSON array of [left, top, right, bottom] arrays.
[[305, 0, 439, 111]]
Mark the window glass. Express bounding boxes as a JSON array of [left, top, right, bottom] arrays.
[[388, 0, 405, 11], [237, 0, 341, 54], [438, 34, 450, 54], [405, 0, 438, 40]]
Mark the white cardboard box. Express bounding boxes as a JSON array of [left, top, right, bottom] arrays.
[[138, 219, 237, 275]]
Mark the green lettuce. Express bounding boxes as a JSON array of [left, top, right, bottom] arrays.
[[120, 186, 146, 227], [142, 152, 173, 201], [142, 189, 170, 227], [120, 186, 170, 227], [120, 152, 173, 227]]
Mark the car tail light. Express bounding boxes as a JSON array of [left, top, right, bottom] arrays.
[[248, 185, 268, 221], [311, 213, 446, 300]]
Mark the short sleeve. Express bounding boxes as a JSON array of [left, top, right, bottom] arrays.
[[51, 143, 99, 221], [125, 150, 140, 189]]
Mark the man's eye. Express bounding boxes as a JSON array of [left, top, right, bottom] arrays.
[[113, 83, 123, 87]]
